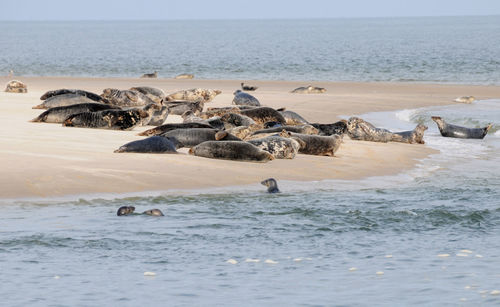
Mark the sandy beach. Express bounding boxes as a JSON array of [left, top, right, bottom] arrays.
[[1, 76, 499, 199]]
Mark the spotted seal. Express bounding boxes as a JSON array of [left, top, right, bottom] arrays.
[[40, 89, 104, 102], [261, 178, 280, 193], [138, 122, 215, 136], [141, 71, 158, 78], [130, 86, 166, 104], [232, 90, 261, 107], [289, 133, 342, 156], [175, 74, 194, 79], [161, 128, 241, 148], [31, 103, 120, 123], [431, 116, 491, 139], [189, 141, 275, 162], [101, 88, 157, 107], [114, 136, 178, 153], [290, 85, 326, 94], [347, 117, 394, 142], [63, 108, 149, 130], [240, 107, 286, 125], [241, 83, 258, 91], [32, 93, 96, 109], [453, 96, 476, 104], [311, 120, 348, 136], [391, 124, 428, 144], [5, 80, 27, 93], [165, 88, 222, 103], [247, 135, 302, 159]]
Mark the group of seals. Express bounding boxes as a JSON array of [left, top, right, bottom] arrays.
[[5, 80, 27, 93]]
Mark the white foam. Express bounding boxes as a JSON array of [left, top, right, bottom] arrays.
[[395, 109, 417, 123]]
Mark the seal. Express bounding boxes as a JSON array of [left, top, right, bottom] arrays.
[[165, 100, 204, 116], [143, 209, 164, 216], [226, 124, 262, 139], [431, 116, 491, 139], [311, 120, 348, 136], [165, 88, 222, 103], [141, 71, 158, 78], [347, 117, 394, 142], [241, 83, 258, 91], [175, 74, 194, 79], [182, 111, 225, 130], [391, 124, 428, 144], [453, 96, 476, 103], [114, 136, 178, 153], [232, 90, 261, 106], [189, 141, 275, 162], [220, 112, 256, 129], [161, 128, 241, 148], [277, 109, 309, 125], [138, 122, 215, 136], [40, 89, 104, 102], [289, 133, 342, 156], [147, 106, 169, 126], [117, 206, 135, 216], [200, 107, 241, 119], [290, 85, 326, 94], [101, 88, 157, 107], [31, 103, 120, 123], [5, 80, 27, 93], [252, 124, 319, 136], [263, 121, 282, 128], [240, 107, 286, 125], [247, 135, 302, 159], [32, 93, 97, 109], [261, 178, 280, 193], [63, 108, 149, 130], [130, 86, 166, 104]]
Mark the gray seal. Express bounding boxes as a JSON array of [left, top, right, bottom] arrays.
[[117, 206, 164, 216], [31, 103, 120, 123], [431, 116, 491, 139], [290, 85, 326, 94], [220, 112, 256, 129], [261, 178, 280, 193], [161, 128, 241, 148], [40, 89, 104, 102], [32, 93, 96, 109], [453, 96, 476, 103], [138, 122, 214, 136], [143, 209, 164, 216], [277, 108, 309, 125], [347, 117, 394, 142], [141, 71, 158, 78], [232, 90, 261, 106], [289, 133, 342, 156], [311, 120, 348, 136], [5, 80, 27, 93], [174, 74, 194, 79], [165, 88, 221, 103], [201, 107, 241, 119], [114, 136, 178, 153], [164, 100, 204, 116], [247, 135, 302, 159], [130, 86, 166, 104], [189, 141, 275, 162], [63, 108, 149, 130], [240, 107, 286, 125], [252, 124, 318, 136], [241, 83, 258, 91], [147, 106, 169, 126], [101, 88, 157, 107], [182, 111, 225, 130], [391, 124, 428, 144]]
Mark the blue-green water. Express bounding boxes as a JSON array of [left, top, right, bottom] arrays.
[[1, 100, 499, 306], [1, 16, 500, 83]]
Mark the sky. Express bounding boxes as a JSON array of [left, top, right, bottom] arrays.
[[1, 0, 499, 20]]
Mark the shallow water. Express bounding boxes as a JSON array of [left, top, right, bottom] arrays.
[[1, 100, 499, 306], [1, 16, 500, 83]]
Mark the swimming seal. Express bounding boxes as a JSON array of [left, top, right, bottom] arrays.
[[141, 71, 158, 78], [114, 136, 178, 153], [5, 80, 27, 93], [165, 88, 222, 103], [240, 107, 286, 125], [40, 89, 104, 102], [117, 206, 135, 216], [391, 124, 428, 144], [182, 111, 225, 130], [174, 74, 194, 79], [261, 178, 280, 193], [311, 120, 348, 136], [32, 93, 96, 109], [241, 83, 258, 91], [31, 103, 120, 123], [143, 209, 164, 216], [453, 96, 475, 103], [289, 133, 342, 156], [232, 90, 261, 107], [189, 141, 275, 162], [63, 108, 149, 130], [347, 117, 394, 142], [247, 135, 301, 159], [138, 122, 215, 136], [130, 86, 166, 104], [290, 85, 326, 94], [431, 116, 491, 139], [161, 128, 241, 148]]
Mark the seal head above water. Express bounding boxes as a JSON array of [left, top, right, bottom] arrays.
[[261, 178, 280, 193]]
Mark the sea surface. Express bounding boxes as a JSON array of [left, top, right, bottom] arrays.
[[1, 100, 499, 306], [1, 16, 500, 83]]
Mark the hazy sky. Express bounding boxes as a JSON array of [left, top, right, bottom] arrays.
[[1, 0, 499, 20]]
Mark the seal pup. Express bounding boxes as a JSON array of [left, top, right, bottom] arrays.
[[143, 209, 164, 216], [32, 93, 96, 109], [138, 122, 214, 136], [165, 88, 222, 103], [453, 96, 476, 104], [141, 71, 158, 78], [431, 116, 491, 139], [261, 178, 280, 193], [175, 74, 194, 79], [63, 108, 149, 130], [241, 82, 258, 91], [161, 128, 241, 148], [347, 117, 394, 142], [311, 120, 348, 136], [31, 103, 120, 123], [289, 133, 342, 156], [114, 136, 178, 153], [5, 80, 27, 93], [117, 206, 135, 216], [391, 124, 428, 144], [290, 85, 326, 94], [277, 108, 310, 125], [101, 88, 157, 107], [40, 89, 104, 102], [189, 141, 275, 162], [247, 135, 302, 159], [240, 107, 286, 125], [130, 86, 166, 104], [232, 90, 261, 106]]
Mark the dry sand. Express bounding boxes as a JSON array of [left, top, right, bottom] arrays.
[[1, 76, 500, 199]]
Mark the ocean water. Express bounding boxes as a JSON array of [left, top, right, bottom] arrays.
[[1, 16, 500, 83], [1, 100, 499, 306]]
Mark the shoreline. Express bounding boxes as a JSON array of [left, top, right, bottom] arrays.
[[1, 76, 500, 199]]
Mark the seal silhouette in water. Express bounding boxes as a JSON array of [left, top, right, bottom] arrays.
[[261, 178, 280, 193], [431, 116, 491, 139], [117, 206, 164, 216]]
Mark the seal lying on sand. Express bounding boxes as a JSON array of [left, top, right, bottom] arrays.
[[289, 133, 342, 156], [101, 88, 157, 107], [220, 112, 256, 129], [5, 80, 27, 93], [161, 128, 241, 148], [165, 88, 222, 103], [277, 109, 309, 125], [201, 107, 241, 119], [247, 135, 302, 159], [453, 96, 476, 103], [391, 124, 428, 144], [63, 108, 149, 130], [114, 136, 178, 153], [347, 117, 394, 142], [40, 89, 104, 102], [431, 116, 491, 139], [189, 141, 274, 162], [130, 86, 166, 104], [117, 206, 164, 216], [261, 178, 280, 193], [232, 90, 261, 106], [311, 120, 348, 136], [241, 83, 258, 91], [240, 107, 286, 125], [138, 122, 214, 136], [182, 111, 225, 130], [290, 85, 326, 94], [164, 100, 204, 115], [32, 93, 96, 109], [141, 71, 158, 78], [175, 74, 194, 79], [147, 106, 169, 126], [252, 124, 318, 136], [31, 103, 120, 123]]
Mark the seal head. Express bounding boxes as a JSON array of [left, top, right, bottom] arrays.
[[117, 206, 135, 216], [261, 178, 280, 193]]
